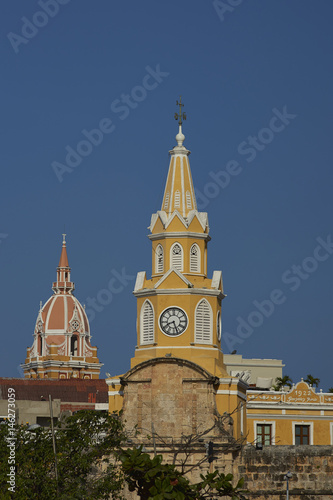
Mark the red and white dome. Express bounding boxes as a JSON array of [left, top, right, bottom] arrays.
[[23, 235, 102, 379], [35, 294, 90, 342]]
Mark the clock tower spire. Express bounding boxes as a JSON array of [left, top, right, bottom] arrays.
[[108, 104, 248, 441], [132, 99, 228, 377]]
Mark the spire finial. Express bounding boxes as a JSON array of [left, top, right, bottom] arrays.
[[62, 233, 66, 245], [174, 96, 186, 126], [174, 96, 186, 146]]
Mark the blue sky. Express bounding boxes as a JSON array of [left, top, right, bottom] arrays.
[[1, 0, 333, 390]]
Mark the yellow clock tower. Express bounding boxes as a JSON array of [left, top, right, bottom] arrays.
[[132, 99, 226, 377], [108, 100, 247, 441]]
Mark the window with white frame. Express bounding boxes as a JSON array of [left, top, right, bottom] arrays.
[[195, 299, 212, 344], [186, 191, 192, 209], [140, 300, 154, 345], [295, 424, 310, 445], [174, 190, 181, 208], [292, 422, 313, 445], [164, 192, 170, 210], [257, 424, 272, 445], [171, 243, 183, 271], [254, 421, 276, 445], [155, 244, 164, 274], [190, 243, 200, 272]]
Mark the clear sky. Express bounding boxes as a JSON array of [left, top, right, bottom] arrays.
[[1, 1, 333, 390]]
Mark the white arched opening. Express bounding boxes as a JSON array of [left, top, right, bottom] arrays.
[[195, 299, 213, 344], [190, 243, 201, 273], [170, 242, 183, 272], [155, 244, 164, 274], [140, 300, 154, 345]]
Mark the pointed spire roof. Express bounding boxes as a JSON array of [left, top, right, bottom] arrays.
[[53, 234, 74, 294], [58, 233, 69, 268], [161, 97, 197, 217]]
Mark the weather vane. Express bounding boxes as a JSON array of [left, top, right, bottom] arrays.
[[174, 96, 186, 126]]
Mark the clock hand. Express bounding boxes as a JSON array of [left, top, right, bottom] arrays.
[[170, 320, 179, 333]]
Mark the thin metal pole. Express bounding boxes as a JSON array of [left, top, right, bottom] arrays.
[[49, 395, 59, 493], [151, 422, 157, 457], [286, 478, 289, 500]]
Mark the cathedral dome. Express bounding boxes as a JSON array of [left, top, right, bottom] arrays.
[[22, 235, 102, 380], [36, 294, 90, 343]]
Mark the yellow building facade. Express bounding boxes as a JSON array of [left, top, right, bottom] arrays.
[[247, 380, 333, 445], [108, 106, 247, 441]]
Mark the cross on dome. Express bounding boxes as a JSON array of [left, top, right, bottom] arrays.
[[174, 96, 186, 147], [174, 96, 186, 126]]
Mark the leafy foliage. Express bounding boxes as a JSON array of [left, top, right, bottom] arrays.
[[274, 375, 293, 391], [304, 374, 320, 388], [0, 410, 125, 499], [120, 446, 248, 500], [0, 412, 248, 499]]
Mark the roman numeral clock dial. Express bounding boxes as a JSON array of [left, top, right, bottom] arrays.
[[159, 307, 188, 337]]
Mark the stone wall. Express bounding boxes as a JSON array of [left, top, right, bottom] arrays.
[[234, 445, 333, 499]]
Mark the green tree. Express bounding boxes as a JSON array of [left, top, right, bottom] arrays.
[[0, 410, 125, 499], [120, 446, 247, 500], [273, 375, 293, 391], [304, 374, 320, 388], [328, 387, 333, 393]]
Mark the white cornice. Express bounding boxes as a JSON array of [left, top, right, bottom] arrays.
[[133, 288, 225, 299], [216, 390, 247, 401], [169, 145, 191, 156], [21, 360, 103, 369], [136, 345, 222, 352], [219, 377, 249, 391], [248, 412, 333, 419], [148, 232, 210, 241], [106, 378, 122, 386]]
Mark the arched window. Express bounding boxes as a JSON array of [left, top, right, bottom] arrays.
[[164, 192, 170, 210], [140, 300, 154, 345], [174, 190, 180, 208], [186, 191, 192, 209], [195, 299, 212, 344], [70, 335, 78, 356], [38, 336, 43, 356], [155, 244, 164, 274], [170, 243, 183, 271], [190, 244, 200, 273]]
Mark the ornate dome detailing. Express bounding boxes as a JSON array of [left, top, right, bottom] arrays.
[[22, 236, 102, 379]]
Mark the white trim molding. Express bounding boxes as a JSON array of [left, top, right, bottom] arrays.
[[292, 421, 314, 445], [253, 420, 276, 445]]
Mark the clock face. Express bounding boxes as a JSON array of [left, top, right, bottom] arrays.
[[217, 311, 222, 341], [159, 307, 188, 336]]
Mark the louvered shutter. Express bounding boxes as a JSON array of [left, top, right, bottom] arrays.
[[141, 301, 154, 344], [195, 300, 212, 343]]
